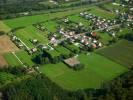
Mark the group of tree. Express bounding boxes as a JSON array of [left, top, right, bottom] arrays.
[[119, 33, 133, 41], [0, 69, 133, 100]]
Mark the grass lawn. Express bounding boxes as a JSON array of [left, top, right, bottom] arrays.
[[39, 53, 127, 91], [89, 6, 116, 19], [96, 40, 133, 68], [15, 51, 34, 66], [4, 52, 21, 67]]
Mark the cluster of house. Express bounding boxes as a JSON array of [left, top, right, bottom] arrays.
[[11, 34, 40, 54], [58, 27, 102, 49], [80, 12, 117, 31], [11, 35, 24, 48], [34, 23, 45, 32]]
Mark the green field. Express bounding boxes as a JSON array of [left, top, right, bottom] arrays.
[[102, 3, 126, 12], [88, 6, 116, 19], [15, 51, 34, 66], [41, 20, 58, 32], [96, 40, 133, 68], [54, 46, 71, 56], [40, 53, 127, 91], [98, 32, 113, 45], [3, 7, 92, 28], [68, 14, 91, 27], [0, 21, 11, 32], [0, 72, 16, 86], [4, 52, 21, 67], [15, 26, 49, 48]]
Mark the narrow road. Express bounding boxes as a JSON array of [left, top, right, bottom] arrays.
[[12, 52, 23, 65]]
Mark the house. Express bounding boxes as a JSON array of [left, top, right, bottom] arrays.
[[91, 32, 97, 37], [31, 48, 37, 52], [32, 39, 38, 44], [64, 57, 80, 68]]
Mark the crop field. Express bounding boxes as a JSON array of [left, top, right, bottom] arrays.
[[0, 21, 11, 32], [0, 55, 8, 67], [0, 35, 19, 53], [40, 53, 127, 90], [96, 40, 133, 68]]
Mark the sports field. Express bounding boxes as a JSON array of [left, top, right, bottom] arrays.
[[96, 40, 133, 68], [40, 53, 128, 91]]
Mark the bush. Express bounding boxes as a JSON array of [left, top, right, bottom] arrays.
[[73, 64, 85, 71], [0, 31, 5, 35]]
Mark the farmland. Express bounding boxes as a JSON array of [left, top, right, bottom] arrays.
[[0, 35, 18, 53], [88, 6, 116, 19], [96, 40, 133, 68], [40, 53, 128, 90], [15, 26, 49, 48], [4, 52, 21, 67], [3, 6, 93, 28], [0, 0, 132, 93]]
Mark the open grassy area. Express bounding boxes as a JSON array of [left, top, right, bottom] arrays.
[[40, 53, 127, 91], [4, 52, 21, 67], [89, 6, 116, 19], [97, 32, 112, 45], [0, 21, 11, 32], [41, 20, 58, 32], [15, 26, 49, 48], [102, 3, 126, 12], [117, 28, 132, 36], [68, 14, 91, 27], [3, 7, 92, 28], [96, 40, 133, 68], [54, 46, 71, 56], [15, 51, 34, 66]]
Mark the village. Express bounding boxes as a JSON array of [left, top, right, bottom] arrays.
[[7, 2, 132, 70], [0, 1, 133, 98]]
